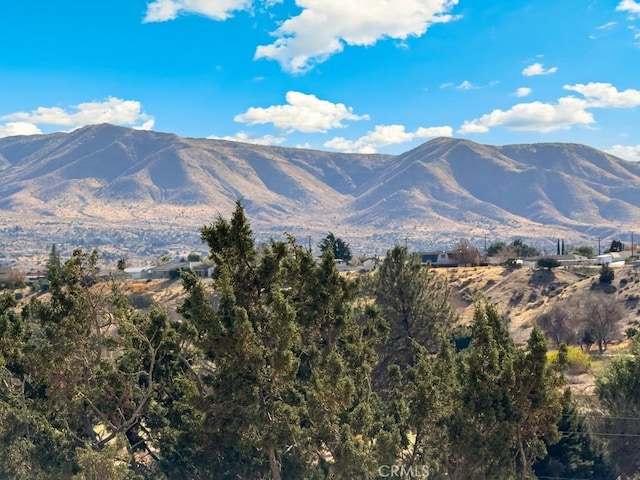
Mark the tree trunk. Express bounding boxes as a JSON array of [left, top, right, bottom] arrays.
[[268, 447, 281, 480], [518, 429, 529, 480]]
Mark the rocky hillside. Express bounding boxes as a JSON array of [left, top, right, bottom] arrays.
[[1, 124, 639, 246]]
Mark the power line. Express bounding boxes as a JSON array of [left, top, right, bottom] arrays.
[[562, 413, 640, 421], [559, 430, 640, 438]]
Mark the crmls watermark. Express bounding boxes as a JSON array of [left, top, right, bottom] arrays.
[[378, 465, 430, 478]]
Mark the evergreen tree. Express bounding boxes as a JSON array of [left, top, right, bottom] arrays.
[[177, 203, 384, 479], [595, 335, 640, 476], [1, 248, 185, 478], [318, 232, 352, 262], [447, 302, 563, 479], [372, 246, 454, 377], [533, 391, 616, 479]]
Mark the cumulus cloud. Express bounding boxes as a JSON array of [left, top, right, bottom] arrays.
[[607, 144, 640, 162], [456, 80, 475, 90], [143, 0, 252, 22], [255, 0, 460, 73], [324, 124, 452, 153], [2, 97, 155, 131], [458, 97, 593, 134], [616, 0, 640, 14], [459, 82, 640, 134], [514, 87, 532, 97], [0, 122, 43, 138], [564, 82, 640, 107], [522, 62, 558, 76], [234, 91, 369, 133], [208, 131, 286, 146]]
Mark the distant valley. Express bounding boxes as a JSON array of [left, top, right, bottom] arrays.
[[1, 124, 639, 264]]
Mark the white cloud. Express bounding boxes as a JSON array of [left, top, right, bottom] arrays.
[[208, 131, 286, 146], [616, 0, 640, 14], [607, 144, 640, 162], [439, 82, 454, 88], [255, 0, 460, 73], [324, 124, 452, 153], [597, 21, 617, 29], [564, 82, 640, 108], [0, 121, 43, 138], [522, 62, 558, 76], [514, 87, 532, 97], [2, 97, 155, 131], [459, 97, 593, 134], [458, 82, 640, 135], [456, 80, 475, 90], [234, 91, 369, 133], [143, 0, 251, 22]]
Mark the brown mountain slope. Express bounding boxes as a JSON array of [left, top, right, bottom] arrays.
[[0, 125, 639, 245]]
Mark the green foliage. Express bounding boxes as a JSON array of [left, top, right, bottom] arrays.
[[573, 245, 595, 258], [318, 232, 352, 262], [487, 241, 507, 257], [1, 208, 607, 477], [0, 248, 185, 478], [537, 256, 560, 269], [599, 265, 615, 284], [595, 336, 640, 476], [372, 246, 454, 380], [186, 252, 201, 262], [511, 239, 540, 258], [548, 345, 591, 375], [446, 303, 564, 479], [116, 257, 127, 270], [533, 391, 617, 479], [177, 202, 383, 479]]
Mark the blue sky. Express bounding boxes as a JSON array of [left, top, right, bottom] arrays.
[[1, 0, 640, 160]]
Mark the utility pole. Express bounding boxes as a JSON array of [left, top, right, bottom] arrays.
[[598, 237, 601, 256], [632, 232, 635, 257]]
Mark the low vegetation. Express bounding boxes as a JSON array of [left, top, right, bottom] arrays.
[[0, 203, 638, 479]]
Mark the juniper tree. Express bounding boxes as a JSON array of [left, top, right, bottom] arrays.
[[177, 202, 385, 479], [372, 246, 454, 378]]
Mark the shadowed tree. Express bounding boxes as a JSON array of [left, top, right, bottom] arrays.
[[318, 232, 352, 262]]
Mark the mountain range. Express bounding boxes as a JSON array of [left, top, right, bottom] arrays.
[[1, 124, 639, 250]]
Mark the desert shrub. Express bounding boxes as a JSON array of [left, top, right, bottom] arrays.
[[128, 293, 156, 310], [599, 265, 615, 284], [537, 257, 560, 269], [548, 345, 591, 374]]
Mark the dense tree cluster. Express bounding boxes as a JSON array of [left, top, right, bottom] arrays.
[[0, 203, 628, 479]]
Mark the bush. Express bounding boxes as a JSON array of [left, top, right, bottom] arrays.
[[537, 257, 560, 269], [599, 265, 615, 284], [548, 345, 591, 374], [128, 293, 156, 310]]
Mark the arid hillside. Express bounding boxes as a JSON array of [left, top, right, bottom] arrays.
[[1, 124, 639, 250]]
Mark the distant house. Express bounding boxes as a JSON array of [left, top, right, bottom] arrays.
[[596, 253, 626, 268], [148, 261, 214, 280], [420, 251, 456, 267], [124, 266, 154, 280], [523, 253, 589, 268]]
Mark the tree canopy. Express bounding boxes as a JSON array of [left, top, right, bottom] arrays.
[[318, 232, 352, 262], [0, 203, 622, 478]]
